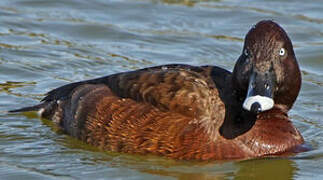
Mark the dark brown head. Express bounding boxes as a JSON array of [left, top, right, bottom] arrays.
[[232, 20, 301, 113]]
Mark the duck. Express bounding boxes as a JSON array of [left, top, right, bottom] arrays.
[[10, 20, 304, 160]]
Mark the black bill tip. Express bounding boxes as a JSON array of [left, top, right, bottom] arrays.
[[250, 102, 262, 114]]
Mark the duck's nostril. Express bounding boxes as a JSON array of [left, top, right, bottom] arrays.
[[251, 102, 262, 114]]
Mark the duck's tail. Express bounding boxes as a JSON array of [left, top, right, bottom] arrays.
[[8, 103, 48, 113], [9, 101, 60, 122], [8, 101, 58, 119]]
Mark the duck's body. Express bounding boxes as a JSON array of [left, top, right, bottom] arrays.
[[10, 20, 305, 160]]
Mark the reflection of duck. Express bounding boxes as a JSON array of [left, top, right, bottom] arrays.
[[10, 20, 304, 160], [138, 159, 296, 180], [236, 159, 297, 180]]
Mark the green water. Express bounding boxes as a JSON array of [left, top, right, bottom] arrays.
[[0, 0, 322, 179]]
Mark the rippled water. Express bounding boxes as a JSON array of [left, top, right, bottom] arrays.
[[0, 0, 322, 179]]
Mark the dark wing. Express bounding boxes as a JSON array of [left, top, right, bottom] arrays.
[[35, 64, 222, 119], [105, 64, 222, 119]]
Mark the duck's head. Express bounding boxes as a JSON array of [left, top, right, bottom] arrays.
[[233, 20, 301, 114]]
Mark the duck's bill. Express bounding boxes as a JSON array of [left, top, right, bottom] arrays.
[[243, 95, 274, 113], [243, 72, 275, 114]]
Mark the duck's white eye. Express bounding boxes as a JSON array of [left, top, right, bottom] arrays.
[[244, 49, 249, 56], [279, 48, 285, 56]]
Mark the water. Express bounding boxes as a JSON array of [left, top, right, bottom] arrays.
[[0, 0, 322, 179]]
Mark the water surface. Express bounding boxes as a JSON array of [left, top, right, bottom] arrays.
[[0, 0, 322, 179]]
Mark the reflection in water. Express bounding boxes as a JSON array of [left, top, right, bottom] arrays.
[[140, 159, 297, 180], [141, 169, 227, 180], [235, 159, 296, 180], [105, 157, 298, 180]]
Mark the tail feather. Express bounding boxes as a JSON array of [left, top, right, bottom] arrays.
[[8, 101, 59, 120], [8, 103, 48, 113]]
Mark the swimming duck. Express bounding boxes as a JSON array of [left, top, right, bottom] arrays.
[[10, 20, 304, 160]]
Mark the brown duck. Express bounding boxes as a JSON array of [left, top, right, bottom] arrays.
[[10, 20, 304, 160]]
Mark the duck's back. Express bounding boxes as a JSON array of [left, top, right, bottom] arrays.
[[36, 64, 231, 159]]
